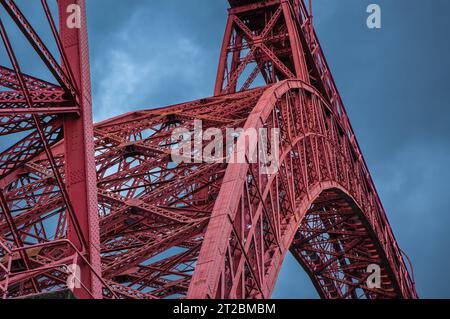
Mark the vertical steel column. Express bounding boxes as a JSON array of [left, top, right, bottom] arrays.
[[214, 14, 234, 96], [58, 0, 101, 299]]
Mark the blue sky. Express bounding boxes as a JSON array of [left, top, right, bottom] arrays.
[[2, 0, 450, 298], [86, 0, 450, 298]]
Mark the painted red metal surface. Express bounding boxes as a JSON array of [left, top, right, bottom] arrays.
[[0, 0, 103, 299], [0, 0, 417, 299]]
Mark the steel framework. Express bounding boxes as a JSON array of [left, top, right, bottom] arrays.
[[0, 0, 417, 299]]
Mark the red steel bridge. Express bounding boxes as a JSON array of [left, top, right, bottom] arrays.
[[0, 0, 417, 299]]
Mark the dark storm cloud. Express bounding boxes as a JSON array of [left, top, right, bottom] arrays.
[[1, 0, 448, 298], [309, 0, 450, 298], [85, 0, 228, 121]]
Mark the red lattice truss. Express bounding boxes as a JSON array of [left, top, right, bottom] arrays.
[[0, 0, 417, 299]]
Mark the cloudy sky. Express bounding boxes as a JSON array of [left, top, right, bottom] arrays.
[[2, 0, 450, 298]]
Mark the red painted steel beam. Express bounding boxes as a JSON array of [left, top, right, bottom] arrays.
[[57, 0, 101, 299], [0, 107, 79, 115], [214, 0, 309, 95], [0, 0, 103, 299], [0, 0, 77, 95], [0, 0, 417, 300]]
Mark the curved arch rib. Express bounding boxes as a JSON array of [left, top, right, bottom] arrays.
[[188, 80, 416, 299], [0, 81, 416, 299]]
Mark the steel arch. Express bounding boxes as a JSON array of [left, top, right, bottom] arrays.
[[0, 80, 416, 299], [0, 0, 418, 299], [188, 80, 416, 299]]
